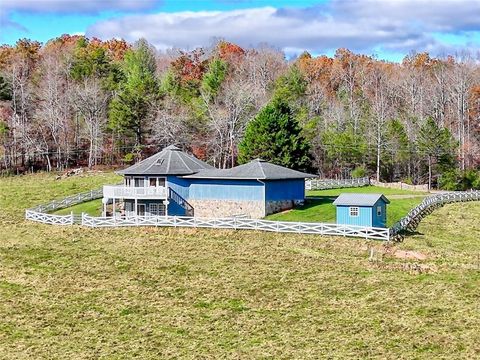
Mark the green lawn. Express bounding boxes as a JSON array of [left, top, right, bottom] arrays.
[[268, 186, 426, 227], [53, 199, 103, 216], [0, 174, 479, 358]]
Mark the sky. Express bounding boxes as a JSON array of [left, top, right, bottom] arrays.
[[1, 0, 480, 62]]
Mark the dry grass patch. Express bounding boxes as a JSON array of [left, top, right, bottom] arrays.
[[0, 173, 478, 359]]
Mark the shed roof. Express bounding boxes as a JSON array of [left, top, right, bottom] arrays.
[[332, 193, 390, 206], [118, 145, 214, 176], [183, 159, 316, 180]]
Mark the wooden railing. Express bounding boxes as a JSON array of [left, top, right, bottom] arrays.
[[306, 177, 370, 190], [81, 214, 390, 241], [389, 190, 480, 241]]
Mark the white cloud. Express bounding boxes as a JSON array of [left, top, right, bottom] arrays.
[[1, 0, 158, 14], [86, 0, 480, 58]]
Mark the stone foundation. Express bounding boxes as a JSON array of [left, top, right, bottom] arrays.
[[189, 199, 265, 219], [265, 200, 303, 215]]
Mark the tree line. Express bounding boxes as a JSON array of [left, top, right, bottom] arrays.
[[0, 35, 479, 189]]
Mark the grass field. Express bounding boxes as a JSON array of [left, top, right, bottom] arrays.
[[0, 174, 479, 358], [267, 186, 426, 226]]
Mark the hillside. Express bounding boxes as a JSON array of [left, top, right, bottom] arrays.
[[0, 173, 479, 358]]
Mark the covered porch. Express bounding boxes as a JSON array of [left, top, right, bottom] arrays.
[[102, 183, 169, 217]]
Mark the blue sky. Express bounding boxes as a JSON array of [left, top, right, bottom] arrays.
[[1, 0, 480, 62]]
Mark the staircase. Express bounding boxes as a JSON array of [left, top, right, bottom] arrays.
[[168, 188, 194, 216]]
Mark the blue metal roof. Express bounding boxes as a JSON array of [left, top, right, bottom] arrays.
[[333, 193, 390, 206]]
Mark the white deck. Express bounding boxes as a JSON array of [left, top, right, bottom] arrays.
[[103, 185, 167, 199]]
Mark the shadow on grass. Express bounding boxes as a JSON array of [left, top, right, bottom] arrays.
[[403, 230, 424, 236], [301, 196, 336, 209]]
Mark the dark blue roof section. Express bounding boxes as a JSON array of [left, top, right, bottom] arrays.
[[333, 193, 390, 206], [118, 145, 214, 176], [183, 159, 316, 180]]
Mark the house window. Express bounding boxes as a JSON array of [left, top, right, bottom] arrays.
[[377, 206, 382, 216], [125, 201, 133, 214], [148, 177, 166, 187], [125, 177, 131, 186], [349, 207, 359, 217], [149, 203, 166, 216], [134, 177, 145, 187]]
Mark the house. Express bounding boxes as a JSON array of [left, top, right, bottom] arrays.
[[332, 193, 390, 228], [102, 145, 315, 219]]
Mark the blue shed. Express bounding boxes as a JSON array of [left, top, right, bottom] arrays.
[[333, 193, 390, 228]]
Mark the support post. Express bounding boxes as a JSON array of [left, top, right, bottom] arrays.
[[113, 197, 116, 219]]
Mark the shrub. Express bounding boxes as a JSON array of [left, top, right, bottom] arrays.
[[123, 153, 135, 164], [351, 166, 366, 178], [438, 170, 460, 191]]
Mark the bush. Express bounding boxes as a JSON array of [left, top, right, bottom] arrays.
[[351, 166, 366, 178], [460, 169, 480, 190], [123, 153, 135, 164], [438, 169, 480, 191], [438, 170, 460, 191]]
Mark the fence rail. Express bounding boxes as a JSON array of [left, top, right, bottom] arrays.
[[81, 214, 390, 240], [389, 190, 480, 241], [306, 177, 370, 190], [25, 188, 103, 225]]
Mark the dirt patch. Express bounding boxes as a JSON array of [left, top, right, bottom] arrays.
[[393, 250, 427, 260]]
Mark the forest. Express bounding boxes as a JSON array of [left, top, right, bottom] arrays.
[[0, 35, 479, 189]]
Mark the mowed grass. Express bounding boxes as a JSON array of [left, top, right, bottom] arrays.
[[267, 186, 426, 226], [53, 199, 103, 216], [0, 174, 479, 358]]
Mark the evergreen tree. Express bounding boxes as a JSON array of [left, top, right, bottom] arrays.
[[321, 126, 367, 176], [383, 119, 410, 181], [238, 99, 312, 172], [0, 74, 11, 101], [201, 58, 227, 101], [109, 39, 158, 146], [417, 117, 457, 189], [273, 65, 307, 105]]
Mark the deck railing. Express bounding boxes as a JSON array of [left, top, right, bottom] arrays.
[[306, 177, 370, 190], [103, 185, 167, 199]]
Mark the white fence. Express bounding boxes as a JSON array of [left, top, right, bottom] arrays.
[[81, 214, 390, 240], [25, 209, 74, 225], [25, 188, 103, 225], [390, 190, 480, 241], [306, 177, 370, 190]]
